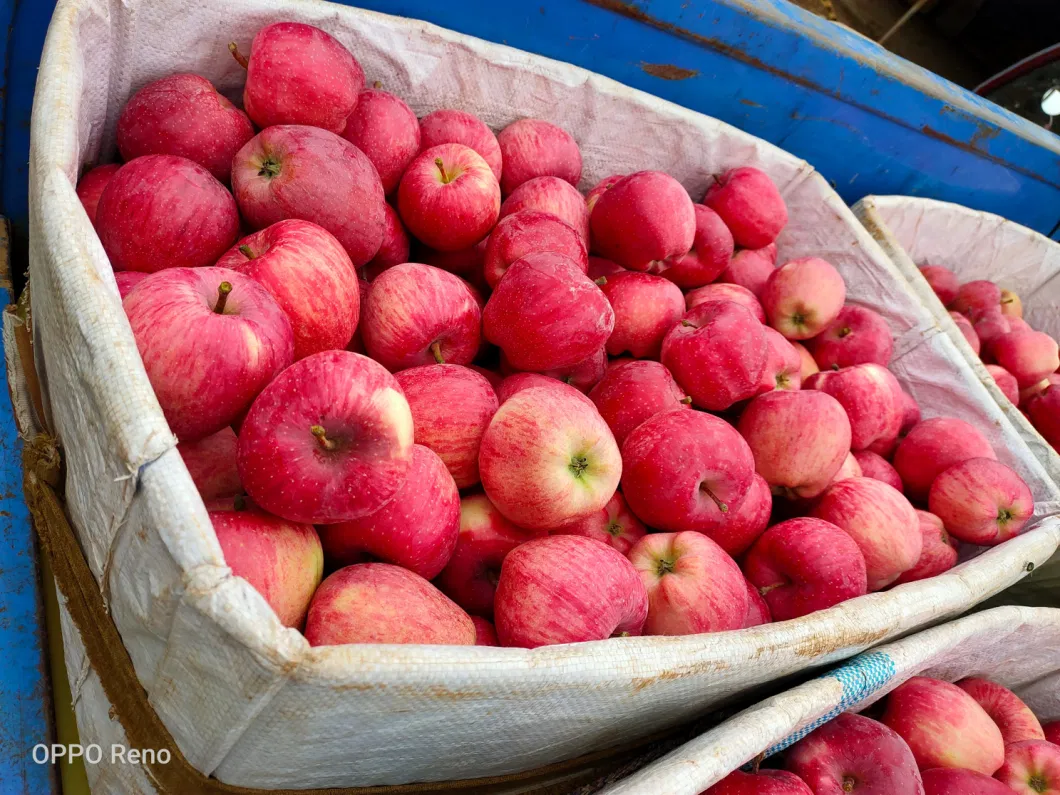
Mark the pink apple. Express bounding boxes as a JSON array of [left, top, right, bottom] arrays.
[[957, 678, 1044, 745], [882, 676, 1005, 775], [552, 490, 646, 555], [497, 372, 593, 407], [210, 507, 322, 628], [950, 311, 983, 355], [794, 341, 820, 381], [319, 445, 459, 579], [124, 268, 293, 441], [785, 712, 924, 794], [629, 531, 747, 636], [900, 391, 922, 435], [705, 770, 812, 795], [480, 386, 621, 529], [718, 244, 778, 297], [658, 204, 735, 288], [985, 364, 1020, 404], [830, 451, 863, 485], [114, 271, 147, 299], [921, 768, 1015, 794], [920, 265, 960, 307], [928, 457, 1034, 545], [1022, 374, 1060, 407], [704, 166, 787, 249], [893, 418, 997, 502], [394, 364, 498, 488], [483, 252, 614, 372], [587, 360, 690, 446], [470, 365, 503, 394], [808, 305, 894, 369], [707, 473, 772, 557], [499, 176, 590, 244], [493, 535, 647, 647], [97, 155, 239, 273], [346, 277, 370, 354], [1009, 316, 1034, 334], [76, 163, 120, 226], [661, 300, 769, 410], [744, 517, 867, 621], [1000, 289, 1023, 319], [305, 563, 474, 646], [585, 173, 624, 215], [758, 326, 803, 393], [436, 493, 545, 616], [761, 257, 846, 340], [992, 330, 1060, 388], [472, 616, 499, 646], [496, 118, 581, 195], [600, 272, 685, 358], [116, 73, 254, 182], [419, 109, 502, 181], [804, 364, 903, 453], [362, 263, 481, 371], [342, 88, 420, 195], [954, 280, 1002, 319], [1027, 384, 1060, 448], [685, 282, 766, 322], [621, 408, 755, 533], [238, 350, 413, 523], [538, 346, 608, 393], [215, 219, 359, 360], [234, 22, 364, 133], [363, 203, 411, 278], [893, 510, 958, 586], [588, 255, 626, 280], [853, 450, 904, 492], [483, 210, 587, 288], [738, 390, 852, 499], [743, 575, 773, 627], [232, 125, 385, 267], [178, 427, 241, 501], [976, 311, 1012, 354], [590, 171, 696, 271]]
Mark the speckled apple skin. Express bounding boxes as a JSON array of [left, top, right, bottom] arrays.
[[804, 364, 903, 454], [76, 163, 120, 226], [809, 305, 894, 369], [483, 210, 586, 288], [551, 490, 646, 555], [601, 272, 684, 359], [496, 118, 581, 195], [499, 176, 590, 245], [342, 89, 420, 195], [704, 166, 788, 250], [893, 510, 958, 586], [588, 360, 689, 447], [419, 110, 502, 181], [761, 257, 846, 340], [928, 458, 1033, 546], [893, 418, 997, 502], [685, 282, 765, 321], [705, 769, 812, 794], [178, 427, 241, 501], [658, 204, 734, 288]]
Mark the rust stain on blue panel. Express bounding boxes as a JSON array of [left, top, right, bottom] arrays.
[[640, 61, 699, 79]]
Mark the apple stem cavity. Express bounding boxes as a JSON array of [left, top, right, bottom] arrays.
[[228, 42, 249, 69], [569, 454, 589, 479], [699, 482, 728, 513], [430, 342, 445, 364], [310, 425, 338, 452], [238, 244, 257, 260], [434, 157, 453, 185], [214, 281, 233, 314]]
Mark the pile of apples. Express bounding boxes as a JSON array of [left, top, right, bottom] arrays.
[[79, 20, 1039, 650], [920, 265, 1060, 452], [706, 675, 1060, 794]]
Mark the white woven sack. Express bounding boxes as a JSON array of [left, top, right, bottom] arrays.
[[600, 605, 1060, 795], [28, 0, 1060, 789], [854, 196, 1060, 484]]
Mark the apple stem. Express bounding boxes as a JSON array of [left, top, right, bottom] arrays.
[[594, 276, 608, 286], [430, 342, 445, 364], [681, 320, 695, 328], [434, 157, 453, 184], [680, 396, 693, 405], [238, 244, 257, 260], [228, 42, 249, 69], [700, 483, 728, 513], [310, 425, 337, 452], [214, 281, 233, 314], [750, 753, 765, 774], [837, 326, 852, 338], [373, 80, 382, 89], [758, 581, 784, 596]]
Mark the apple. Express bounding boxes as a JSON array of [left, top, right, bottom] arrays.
[[685, 282, 766, 322], [346, 277, 370, 354], [493, 535, 647, 647], [899, 391, 922, 435], [304, 563, 475, 646], [758, 326, 803, 393], [1045, 723, 1060, 745], [950, 311, 982, 355], [706, 473, 772, 557], [992, 331, 1060, 388], [76, 163, 120, 226], [600, 272, 685, 358], [587, 360, 690, 446], [232, 125, 385, 267], [804, 364, 903, 453], [419, 109, 502, 181], [661, 300, 769, 411], [469, 365, 503, 394], [629, 531, 747, 636], [893, 510, 958, 585], [363, 204, 411, 278], [853, 451, 903, 492], [483, 252, 614, 372], [893, 418, 997, 502], [621, 408, 755, 534], [319, 445, 459, 579], [480, 386, 621, 530], [954, 280, 1002, 319], [178, 427, 241, 501], [419, 238, 488, 280], [1027, 384, 1060, 448], [920, 265, 960, 307], [657, 204, 735, 288], [590, 171, 696, 271], [1009, 316, 1034, 334], [114, 271, 147, 299], [718, 244, 778, 297], [588, 255, 626, 280], [585, 173, 624, 215], [705, 770, 812, 795], [496, 118, 581, 195], [361, 263, 482, 371], [785, 712, 924, 794], [921, 768, 1015, 794], [436, 493, 545, 616], [116, 73, 254, 182], [472, 616, 499, 646], [761, 257, 846, 340], [210, 507, 322, 628], [704, 166, 787, 249], [981, 364, 1020, 405], [830, 451, 863, 485], [1021, 374, 1060, 406], [96, 155, 239, 273], [742, 574, 773, 627], [997, 742, 1060, 794], [238, 350, 414, 524], [538, 347, 608, 393], [552, 490, 646, 555], [499, 176, 590, 245], [957, 678, 1044, 745], [928, 457, 1034, 545], [1000, 289, 1023, 319], [975, 311, 1013, 354], [808, 305, 894, 369], [342, 88, 420, 195], [124, 268, 293, 441], [233, 22, 364, 133], [483, 210, 587, 288], [497, 372, 593, 406], [744, 518, 867, 621], [738, 390, 852, 499], [793, 341, 820, 382], [882, 676, 1005, 774]]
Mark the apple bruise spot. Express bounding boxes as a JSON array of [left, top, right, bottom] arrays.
[[214, 281, 233, 314]]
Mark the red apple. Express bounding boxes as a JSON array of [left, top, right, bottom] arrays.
[[705, 473, 772, 557], [116, 73, 254, 182], [419, 238, 488, 280], [238, 350, 414, 524], [758, 326, 803, 393], [1009, 316, 1034, 334], [808, 305, 894, 369], [899, 391, 922, 435], [483, 252, 614, 372], [114, 271, 147, 299], [499, 176, 590, 245], [621, 408, 755, 534], [585, 173, 624, 215], [1023, 375, 1060, 406], [738, 390, 852, 499], [1044, 723, 1060, 745], [601, 272, 685, 358], [921, 768, 1015, 794], [346, 277, 370, 354], [957, 678, 1044, 745], [210, 507, 322, 628], [483, 210, 587, 288], [551, 490, 646, 555], [892, 510, 958, 586], [985, 364, 1020, 404], [744, 517, 868, 621], [1000, 741, 1060, 795], [928, 458, 1034, 545], [705, 770, 812, 795], [480, 386, 621, 529], [124, 268, 293, 441], [419, 109, 502, 181], [743, 575, 773, 627], [538, 346, 608, 393], [588, 360, 690, 447], [920, 265, 960, 307], [853, 450, 904, 492], [685, 282, 766, 322], [342, 88, 420, 195], [992, 330, 1060, 388], [704, 166, 787, 249], [235, 22, 364, 133], [893, 418, 997, 502], [232, 125, 385, 267], [588, 255, 626, 280], [1000, 289, 1023, 319], [304, 563, 474, 646], [804, 364, 903, 453], [97, 155, 239, 273], [976, 311, 1012, 354], [1027, 384, 1060, 448], [591, 172, 696, 271], [761, 257, 846, 340], [76, 163, 120, 226], [793, 341, 820, 382], [178, 427, 241, 501], [497, 372, 593, 407], [882, 676, 1005, 775], [830, 451, 864, 485], [657, 204, 735, 288], [363, 203, 411, 279], [954, 280, 1002, 319], [493, 535, 647, 647], [718, 244, 778, 297], [496, 118, 581, 195], [951, 311, 982, 355], [472, 616, 499, 646]]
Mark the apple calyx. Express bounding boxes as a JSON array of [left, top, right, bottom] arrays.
[[310, 425, 338, 452], [842, 774, 857, 792], [997, 506, 1015, 527], [228, 42, 249, 69], [257, 157, 282, 179], [654, 556, 677, 576], [605, 520, 622, 538], [430, 341, 445, 364], [568, 454, 590, 479], [238, 244, 257, 260], [699, 482, 729, 513], [1028, 774, 1048, 793], [214, 281, 233, 314]]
